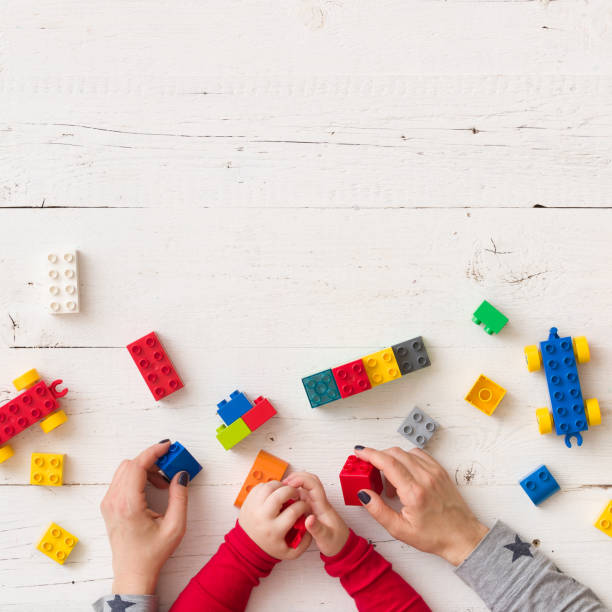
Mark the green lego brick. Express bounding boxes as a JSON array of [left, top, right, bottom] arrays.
[[472, 300, 508, 335], [216, 418, 251, 450]]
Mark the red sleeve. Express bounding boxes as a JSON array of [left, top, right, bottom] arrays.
[[321, 529, 431, 612], [169, 521, 280, 612]]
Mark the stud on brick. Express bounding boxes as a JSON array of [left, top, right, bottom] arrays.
[[391, 337, 431, 375], [339, 455, 383, 506], [46, 250, 80, 314], [398, 407, 438, 448], [519, 465, 560, 506], [126, 332, 184, 400]]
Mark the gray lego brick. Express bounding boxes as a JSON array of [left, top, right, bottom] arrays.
[[398, 406, 438, 448], [392, 337, 431, 375]]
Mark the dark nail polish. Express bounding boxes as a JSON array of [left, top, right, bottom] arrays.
[[158, 439, 170, 444], [354, 445, 365, 450], [178, 471, 190, 487], [358, 490, 371, 504]]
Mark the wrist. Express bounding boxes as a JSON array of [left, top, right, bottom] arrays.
[[442, 520, 489, 567], [112, 571, 159, 595]]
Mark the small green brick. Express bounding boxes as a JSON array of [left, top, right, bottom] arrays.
[[472, 300, 508, 335], [216, 418, 251, 450]]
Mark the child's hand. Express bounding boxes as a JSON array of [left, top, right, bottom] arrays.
[[239, 481, 312, 559], [283, 472, 350, 557]]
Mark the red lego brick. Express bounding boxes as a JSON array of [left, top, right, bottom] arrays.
[[332, 359, 372, 398], [0, 381, 59, 445], [242, 396, 276, 431], [281, 499, 308, 549], [127, 332, 184, 400], [339, 455, 383, 506]]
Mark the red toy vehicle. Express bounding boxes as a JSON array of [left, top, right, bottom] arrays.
[[0, 369, 69, 464]]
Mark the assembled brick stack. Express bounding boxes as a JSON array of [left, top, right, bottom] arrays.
[[302, 336, 430, 408], [216, 392, 277, 450]]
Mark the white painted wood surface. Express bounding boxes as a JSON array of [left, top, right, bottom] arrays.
[[1, 1, 611, 610]]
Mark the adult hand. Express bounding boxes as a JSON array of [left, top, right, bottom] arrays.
[[100, 440, 190, 594], [354, 446, 488, 566]]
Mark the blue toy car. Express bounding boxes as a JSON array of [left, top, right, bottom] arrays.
[[524, 327, 601, 448]]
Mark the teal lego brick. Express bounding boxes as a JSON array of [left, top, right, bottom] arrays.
[[302, 369, 341, 408]]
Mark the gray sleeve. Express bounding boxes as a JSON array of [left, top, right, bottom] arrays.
[[92, 594, 158, 611], [455, 520, 606, 612]]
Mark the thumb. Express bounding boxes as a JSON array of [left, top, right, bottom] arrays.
[[163, 471, 189, 539], [305, 514, 332, 546], [358, 489, 403, 539]]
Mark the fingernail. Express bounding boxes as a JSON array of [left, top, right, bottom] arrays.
[[158, 438, 170, 444], [357, 490, 371, 504], [354, 445, 365, 450], [178, 471, 190, 487]]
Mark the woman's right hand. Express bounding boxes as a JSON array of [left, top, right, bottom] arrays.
[[354, 446, 489, 566]]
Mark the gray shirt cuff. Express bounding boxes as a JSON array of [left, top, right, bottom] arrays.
[[455, 520, 606, 612], [93, 594, 158, 611]]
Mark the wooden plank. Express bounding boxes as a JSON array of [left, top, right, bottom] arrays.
[[2, 75, 612, 208]]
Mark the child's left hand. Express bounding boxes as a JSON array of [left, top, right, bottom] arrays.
[[239, 481, 312, 559], [284, 472, 350, 557]]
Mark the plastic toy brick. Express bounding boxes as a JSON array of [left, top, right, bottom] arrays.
[[302, 369, 341, 408], [242, 397, 276, 431], [398, 407, 438, 448], [217, 390, 252, 426], [362, 348, 401, 387], [126, 332, 184, 401], [465, 374, 506, 416], [216, 418, 251, 450], [524, 327, 601, 448], [391, 337, 431, 375], [339, 455, 383, 506], [156, 442, 202, 482], [46, 250, 80, 314], [332, 359, 372, 398], [31, 453, 64, 486], [594, 501, 612, 538], [234, 450, 289, 508], [519, 465, 560, 506], [472, 300, 508, 335], [0, 369, 69, 463], [37, 522, 78, 565], [281, 499, 307, 549]]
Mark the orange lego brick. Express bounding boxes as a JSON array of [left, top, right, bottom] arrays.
[[234, 450, 289, 508]]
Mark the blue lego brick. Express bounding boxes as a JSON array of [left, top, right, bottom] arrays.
[[519, 465, 560, 505], [156, 442, 202, 482], [302, 369, 341, 408], [540, 328, 587, 442], [217, 390, 252, 426]]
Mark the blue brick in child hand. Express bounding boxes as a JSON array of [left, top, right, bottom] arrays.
[[156, 441, 202, 482]]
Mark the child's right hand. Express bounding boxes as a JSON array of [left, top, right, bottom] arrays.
[[284, 472, 350, 557], [239, 481, 312, 560]]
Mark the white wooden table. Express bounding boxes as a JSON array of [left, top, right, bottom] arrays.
[[1, 1, 611, 610]]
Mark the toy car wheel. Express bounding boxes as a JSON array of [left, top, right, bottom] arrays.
[[40, 409, 68, 433], [585, 398, 601, 426], [524, 345, 542, 372], [12, 369, 41, 391], [573, 336, 590, 364], [536, 408, 553, 434], [0, 445, 15, 463]]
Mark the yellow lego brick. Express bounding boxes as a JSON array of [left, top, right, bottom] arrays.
[[30, 453, 64, 486], [465, 374, 506, 416], [594, 501, 612, 538], [37, 522, 78, 564], [362, 348, 401, 387]]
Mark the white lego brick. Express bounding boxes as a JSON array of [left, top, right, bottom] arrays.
[[46, 250, 80, 314]]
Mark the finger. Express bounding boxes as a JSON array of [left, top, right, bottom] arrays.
[[384, 446, 430, 478], [283, 472, 328, 506], [277, 500, 310, 532], [305, 513, 332, 544], [134, 441, 173, 471], [354, 447, 414, 488], [249, 480, 284, 506], [357, 488, 406, 541], [162, 471, 189, 539], [384, 478, 397, 498], [264, 485, 299, 515], [286, 530, 312, 559], [120, 460, 149, 505], [146, 508, 162, 519], [409, 447, 439, 468]]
